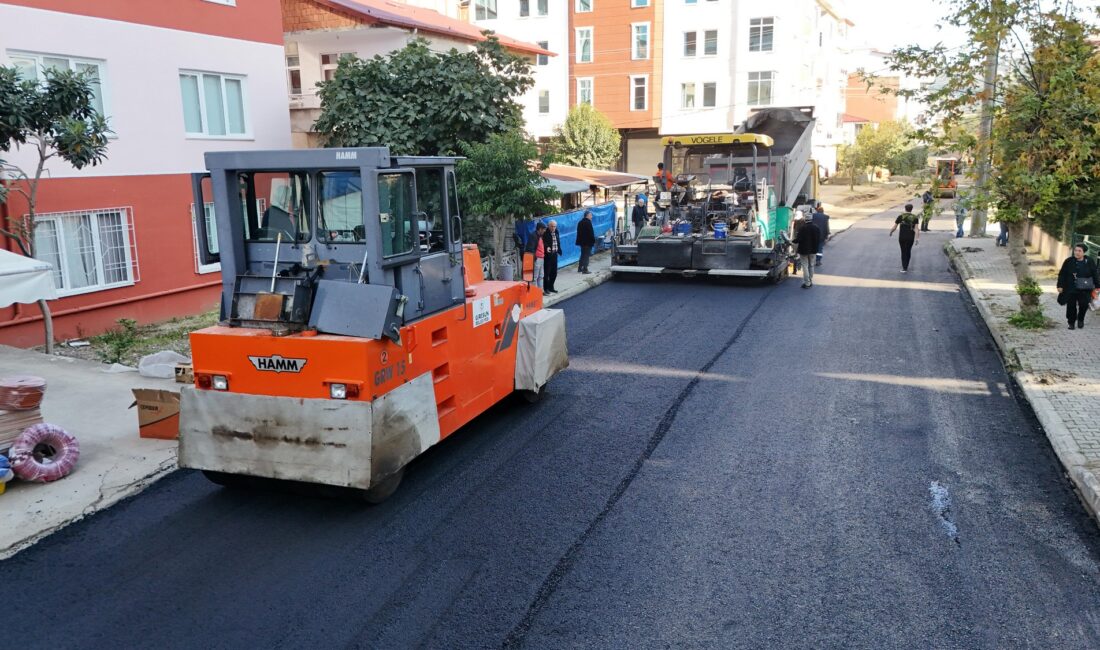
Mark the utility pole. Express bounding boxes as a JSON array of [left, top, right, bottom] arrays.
[[969, 27, 1002, 236]]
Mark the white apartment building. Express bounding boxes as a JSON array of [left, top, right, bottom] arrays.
[[470, 0, 569, 139], [663, 0, 851, 173]]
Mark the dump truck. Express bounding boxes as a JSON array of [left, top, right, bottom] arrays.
[[611, 107, 817, 280], [180, 148, 569, 502]]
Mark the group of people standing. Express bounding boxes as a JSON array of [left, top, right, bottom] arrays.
[[792, 204, 832, 288], [524, 210, 598, 294]]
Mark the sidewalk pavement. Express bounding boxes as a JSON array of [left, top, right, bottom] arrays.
[[947, 238, 1100, 521], [0, 345, 178, 559], [544, 251, 614, 308]]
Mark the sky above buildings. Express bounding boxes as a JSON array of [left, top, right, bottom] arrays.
[[846, 0, 1100, 54]]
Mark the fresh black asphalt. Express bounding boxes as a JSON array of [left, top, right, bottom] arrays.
[[4, 209, 1100, 648]]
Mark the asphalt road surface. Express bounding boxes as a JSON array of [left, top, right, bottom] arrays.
[[5, 210, 1100, 649]]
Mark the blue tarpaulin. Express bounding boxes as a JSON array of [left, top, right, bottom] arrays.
[[515, 202, 617, 268]]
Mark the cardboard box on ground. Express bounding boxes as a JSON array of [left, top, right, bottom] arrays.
[[131, 389, 180, 440]]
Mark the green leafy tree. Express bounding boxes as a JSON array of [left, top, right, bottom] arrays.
[[457, 131, 559, 277], [553, 104, 621, 169], [0, 64, 112, 353], [989, 11, 1100, 323], [882, 0, 1036, 235], [313, 36, 534, 156], [0, 65, 111, 255], [839, 121, 908, 189]]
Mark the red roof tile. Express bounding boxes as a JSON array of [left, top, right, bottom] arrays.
[[315, 0, 554, 57]]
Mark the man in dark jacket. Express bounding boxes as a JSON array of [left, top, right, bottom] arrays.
[[631, 196, 648, 240], [811, 203, 830, 266], [792, 213, 821, 288], [542, 220, 562, 293], [576, 210, 596, 273], [1057, 243, 1100, 329]]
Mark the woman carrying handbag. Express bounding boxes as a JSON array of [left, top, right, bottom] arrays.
[[1057, 243, 1100, 330]]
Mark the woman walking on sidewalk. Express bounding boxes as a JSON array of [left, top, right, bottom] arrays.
[[889, 204, 921, 273], [1057, 243, 1099, 330]]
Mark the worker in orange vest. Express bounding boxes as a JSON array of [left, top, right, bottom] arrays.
[[655, 162, 674, 191]]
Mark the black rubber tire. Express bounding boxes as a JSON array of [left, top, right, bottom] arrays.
[[518, 388, 543, 404], [360, 468, 404, 504], [202, 470, 248, 488]]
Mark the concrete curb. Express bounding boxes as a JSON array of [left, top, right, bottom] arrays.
[[0, 457, 177, 560], [544, 269, 614, 307], [944, 242, 1100, 522]]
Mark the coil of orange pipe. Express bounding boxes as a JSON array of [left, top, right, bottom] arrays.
[[0, 375, 47, 411]]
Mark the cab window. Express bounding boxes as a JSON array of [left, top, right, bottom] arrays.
[[378, 173, 417, 257], [238, 171, 310, 242], [415, 168, 446, 252], [319, 171, 364, 242], [447, 170, 461, 243]]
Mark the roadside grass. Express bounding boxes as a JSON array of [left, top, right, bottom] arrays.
[[49, 309, 219, 366]]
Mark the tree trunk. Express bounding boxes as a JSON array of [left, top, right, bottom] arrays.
[[38, 299, 54, 355], [1006, 220, 1038, 315], [969, 43, 1000, 237], [491, 219, 509, 281]]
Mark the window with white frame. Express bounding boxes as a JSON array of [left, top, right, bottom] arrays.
[[576, 28, 593, 63], [576, 0, 592, 12], [320, 52, 354, 81], [703, 29, 718, 56], [475, 0, 497, 20], [703, 81, 717, 107], [286, 54, 302, 95], [683, 32, 697, 57], [748, 71, 774, 106], [191, 203, 221, 274], [520, 0, 530, 17], [685, 0, 697, 4], [577, 77, 593, 105], [538, 0, 549, 15], [537, 41, 549, 66], [34, 208, 136, 295], [179, 71, 248, 137], [632, 0, 649, 6], [9, 51, 107, 116], [750, 17, 774, 52], [538, 90, 550, 114], [632, 23, 650, 60], [630, 75, 647, 111], [681, 82, 695, 109]]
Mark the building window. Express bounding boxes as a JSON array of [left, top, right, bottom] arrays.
[[681, 82, 695, 109], [630, 75, 647, 111], [179, 71, 248, 137], [703, 30, 718, 56], [537, 42, 549, 66], [475, 0, 497, 20], [538, 90, 550, 114], [683, 32, 697, 57], [34, 208, 137, 296], [520, 0, 530, 16], [703, 82, 717, 107], [320, 52, 354, 82], [632, 23, 650, 60], [750, 17, 775, 52], [748, 71, 774, 106], [576, 0, 592, 12], [538, 0, 549, 15], [576, 28, 593, 63], [685, 0, 697, 4], [286, 55, 302, 95], [632, 0, 649, 6], [9, 51, 107, 116], [577, 77, 593, 105]]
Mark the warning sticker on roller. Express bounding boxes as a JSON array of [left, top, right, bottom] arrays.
[[472, 296, 492, 328]]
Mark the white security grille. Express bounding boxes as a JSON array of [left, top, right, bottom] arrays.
[[31, 207, 139, 296]]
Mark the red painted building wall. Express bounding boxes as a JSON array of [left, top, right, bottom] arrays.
[[0, 175, 222, 347]]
